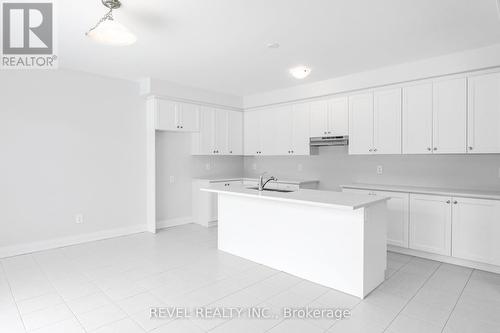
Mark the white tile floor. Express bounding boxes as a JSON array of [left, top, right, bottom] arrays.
[[1, 224, 500, 333]]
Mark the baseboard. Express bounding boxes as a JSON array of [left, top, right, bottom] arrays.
[[157, 216, 194, 229], [388, 245, 500, 274], [0, 224, 148, 259]]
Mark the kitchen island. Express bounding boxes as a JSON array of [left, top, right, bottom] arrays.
[[202, 184, 389, 298]]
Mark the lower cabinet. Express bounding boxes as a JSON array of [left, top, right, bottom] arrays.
[[452, 197, 500, 266], [409, 194, 452, 256], [342, 188, 409, 248], [343, 187, 500, 269]]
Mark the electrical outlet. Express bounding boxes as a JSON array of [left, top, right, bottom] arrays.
[[75, 214, 84, 224], [252, 163, 257, 171], [205, 163, 211, 171], [169, 176, 175, 183], [377, 165, 383, 175], [297, 164, 303, 172]]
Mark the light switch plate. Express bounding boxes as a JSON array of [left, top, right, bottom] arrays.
[[377, 165, 383, 175], [297, 164, 303, 172], [252, 163, 257, 170]]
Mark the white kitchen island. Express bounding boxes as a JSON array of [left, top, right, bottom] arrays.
[[202, 184, 389, 298]]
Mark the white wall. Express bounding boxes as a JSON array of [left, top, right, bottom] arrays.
[[155, 132, 243, 225], [244, 43, 500, 108], [140, 78, 243, 110], [0, 70, 147, 255], [244, 148, 500, 191]]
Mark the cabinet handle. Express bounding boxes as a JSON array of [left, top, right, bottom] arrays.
[[446, 200, 451, 204], [229, 151, 233, 154], [453, 201, 458, 204], [433, 147, 438, 151], [369, 149, 373, 152], [373, 148, 378, 152], [468, 146, 473, 151], [427, 147, 432, 151]]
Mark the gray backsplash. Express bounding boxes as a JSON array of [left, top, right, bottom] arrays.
[[244, 146, 500, 191]]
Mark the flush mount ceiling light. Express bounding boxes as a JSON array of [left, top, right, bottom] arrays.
[[289, 66, 312, 79], [86, 0, 137, 46]]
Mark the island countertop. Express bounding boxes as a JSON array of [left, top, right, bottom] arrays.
[[202, 184, 388, 210]]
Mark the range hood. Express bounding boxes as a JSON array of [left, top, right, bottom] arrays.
[[310, 135, 349, 147]]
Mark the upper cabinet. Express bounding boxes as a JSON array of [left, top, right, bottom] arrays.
[[274, 103, 310, 155], [402, 83, 433, 154], [433, 78, 467, 154], [403, 78, 467, 154], [348, 93, 374, 155], [244, 110, 276, 156], [373, 88, 402, 155], [349, 89, 401, 155], [192, 108, 243, 155], [310, 97, 348, 137], [227, 111, 243, 155], [468, 72, 500, 154], [156, 99, 200, 132]]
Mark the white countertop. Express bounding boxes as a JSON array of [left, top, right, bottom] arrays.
[[341, 183, 500, 201], [202, 184, 388, 210], [195, 177, 319, 185]]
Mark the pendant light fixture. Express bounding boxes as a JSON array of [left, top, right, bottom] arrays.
[[86, 0, 137, 46]]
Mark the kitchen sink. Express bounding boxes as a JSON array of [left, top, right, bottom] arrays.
[[246, 187, 295, 193]]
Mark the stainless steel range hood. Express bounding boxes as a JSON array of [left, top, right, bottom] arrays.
[[309, 135, 349, 147]]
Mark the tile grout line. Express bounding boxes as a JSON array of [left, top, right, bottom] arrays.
[[439, 268, 474, 333], [0, 259, 29, 333], [265, 254, 418, 333], [31, 254, 90, 333], [381, 259, 443, 333]]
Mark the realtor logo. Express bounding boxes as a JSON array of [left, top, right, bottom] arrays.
[[1, 1, 57, 69]]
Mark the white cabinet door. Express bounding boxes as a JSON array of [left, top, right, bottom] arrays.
[[433, 78, 467, 154], [244, 111, 261, 155], [375, 190, 409, 248], [349, 93, 374, 155], [193, 106, 215, 155], [260, 109, 277, 155], [214, 109, 228, 154], [409, 194, 452, 256], [179, 102, 199, 132], [310, 100, 329, 137], [468, 72, 500, 153], [274, 106, 293, 155], [156, 99, 179, 131], [452, 197, 500, 266], [228, 111, 243, 155], [403, 83, 433, 154], [328, 97, 349, 136], [291, 103, 310, 155], [342, 188, 409, 248], [373, 88, 402, 155]]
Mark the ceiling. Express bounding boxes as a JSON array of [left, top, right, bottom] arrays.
[[59, 0, 500, 96]]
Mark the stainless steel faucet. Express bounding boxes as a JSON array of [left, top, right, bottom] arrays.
[[258, 173, 277, 191]]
